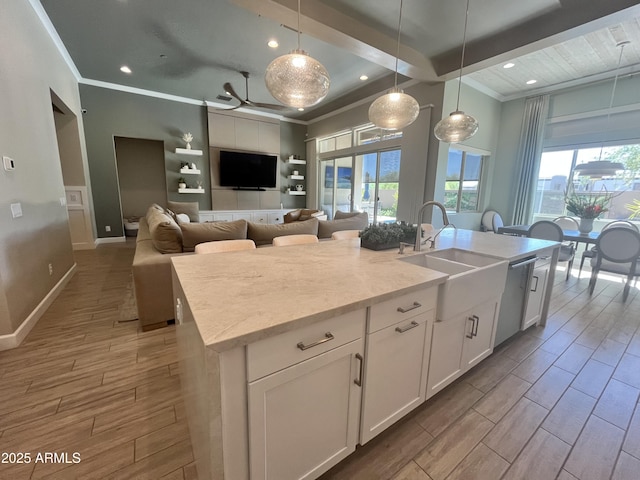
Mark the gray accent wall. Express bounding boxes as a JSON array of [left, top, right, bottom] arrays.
[[280, 121, 308, 210], [79, 85, 211, 237], [0, 0, 82, 335]]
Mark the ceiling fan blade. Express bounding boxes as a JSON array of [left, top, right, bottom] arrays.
[[250, 101, 289, 111], [223, 82, 244, 103]]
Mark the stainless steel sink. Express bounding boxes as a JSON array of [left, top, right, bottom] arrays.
[[399, 248, 508, 320]]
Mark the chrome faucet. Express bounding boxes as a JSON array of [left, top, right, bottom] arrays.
[[414, 201, 454, 251]]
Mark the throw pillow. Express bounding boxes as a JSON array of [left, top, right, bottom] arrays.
[[167, 201, 200, 222], [334, 210, 362, 220], [318, 212, 369, 239], [247, 218, 319, 246], [180, 219, 248, 252], [147, 210, 183, 253]]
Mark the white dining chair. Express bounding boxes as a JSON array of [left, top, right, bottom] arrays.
[[480, 210, 504, 233], [195, 239, 256, 254], [528, 220, 575, 280], [272, 234, 319, 247], [588, 227, 640, 301], [578, 220, 640, 277], [553, 216, 579, 231], [331, 230, 360, 240]]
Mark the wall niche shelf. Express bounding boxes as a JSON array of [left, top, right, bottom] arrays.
[[287, 158, 306, 165], [288, 190, 306, 196], [288, 174, 304, 180], [180, 167, 201, 174], [176, 148, 203, 156], [178, 188, 205, 194]]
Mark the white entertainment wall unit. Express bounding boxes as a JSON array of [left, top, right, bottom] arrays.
[[206, 108, 307, 218]]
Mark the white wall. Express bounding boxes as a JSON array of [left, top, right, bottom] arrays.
[[0, 0, 87, 336]]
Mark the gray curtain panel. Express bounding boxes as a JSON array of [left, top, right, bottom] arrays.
[[512, 95, 550, 225]]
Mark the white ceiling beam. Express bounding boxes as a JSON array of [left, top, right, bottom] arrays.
[[232, 0, 437, 81]]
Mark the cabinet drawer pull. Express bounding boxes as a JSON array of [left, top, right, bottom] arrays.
[[395, 320, 420, 333], [530, 275, 539, 293], [296, 332, 334, 351], [354, 353, 363, 387], [397, 302, 421, 313], [472, 315, 479, 337]]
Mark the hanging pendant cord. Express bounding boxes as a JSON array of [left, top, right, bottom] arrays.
[[455, 0, 471, 111], [297, 0, 301, 49], [393, 0, 404, 88], [597, 40, 628, 161]]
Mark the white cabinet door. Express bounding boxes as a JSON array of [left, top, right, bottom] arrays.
[[232, 212, 253, 222], [268, 211, 283, 224], [234, 117, 261, 151], [461, 299, 499, 370], [248, 339, 363, 480], [252, 212, 269, 224], [522, 264, 548, 330], [426, 315, 465, 399], [360, 310, 433, 444]]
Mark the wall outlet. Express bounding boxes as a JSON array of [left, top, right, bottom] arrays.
[[48, 263, 53, 276], [105, 225, 111, 232]]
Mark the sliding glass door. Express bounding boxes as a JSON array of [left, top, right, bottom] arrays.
[[318, 157, 354, 220], [357, 149, 401, 223]]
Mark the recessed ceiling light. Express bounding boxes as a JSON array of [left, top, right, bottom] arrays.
[[526, 79, 537, 85], [359, 75, 369, 81], [298, 107, 304, 111], [503, 63, 515, 69], [267, 40, 279, 48], [120, 65, 132, 74]]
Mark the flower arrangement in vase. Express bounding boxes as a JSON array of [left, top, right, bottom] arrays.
[[565, 193, 610, 234], [182, 132, 193, 150]]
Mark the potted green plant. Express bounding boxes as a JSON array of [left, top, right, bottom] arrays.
[[359, 222, 418, 251], [178, 177, 187, 189]]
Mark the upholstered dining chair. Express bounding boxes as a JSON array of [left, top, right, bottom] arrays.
[[553, 216, 580, 231], [588, 227, 640, 301], [331, 230, 360, 240], [480, 210, 504, 233], [528, 220, 575, 280], [195, 239, 256, 254], [272, 234, 319, 247], [578, 220, 640, 277]]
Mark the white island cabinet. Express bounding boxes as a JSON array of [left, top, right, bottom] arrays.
[[172, 231, 560, 480]]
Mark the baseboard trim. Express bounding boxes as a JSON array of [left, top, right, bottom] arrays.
[[0, 263, 77, 351], [95, 236, 126, 245], [73, 241, 96, 250]]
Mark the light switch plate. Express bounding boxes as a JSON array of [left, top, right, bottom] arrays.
[[3, 156, 15, 171], [10, 203, 22, 218], [59, 197, 67, 207]]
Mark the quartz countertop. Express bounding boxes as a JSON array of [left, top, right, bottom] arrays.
[[171, 229, 558, 352]]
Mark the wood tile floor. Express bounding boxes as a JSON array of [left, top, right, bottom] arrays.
[[1, 242, 639, 479]]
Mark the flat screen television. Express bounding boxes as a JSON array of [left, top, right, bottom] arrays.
[[219, 150, 277, 190]]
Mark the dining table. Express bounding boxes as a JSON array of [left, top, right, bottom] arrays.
[[497, 225, 600, 246]]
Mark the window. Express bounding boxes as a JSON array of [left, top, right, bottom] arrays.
[[533, 144, 640, 220], [444, 147, 485, 213]]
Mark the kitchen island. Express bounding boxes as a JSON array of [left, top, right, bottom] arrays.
[[171, 229, 559, 480]]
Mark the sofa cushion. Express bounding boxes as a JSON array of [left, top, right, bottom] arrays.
[[248, 218, 319, 246], [334, 210, 362, 220], [318, 212, 369, 239], [167, 201, 200, 222], [180, 219, 248, 252], [147, 209, 183, 253]]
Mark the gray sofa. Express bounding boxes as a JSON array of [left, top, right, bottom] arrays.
[[132, 204, 368, 330]]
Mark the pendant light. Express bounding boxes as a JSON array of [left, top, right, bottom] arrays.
[[434, 0, 478, 143], [573, 41, 629, 179], [264, 0, 330, 108], [368, 0, 420, 131]]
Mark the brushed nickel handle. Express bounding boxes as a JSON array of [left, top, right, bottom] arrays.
[[466, 317, 475, 339], [395, 320, 420, 333], [354, 353, 364, 387], [397, 302, 421, 313], [296, 332, 334, 351], [531, 275, 539, 292], [472, 315, 479, 337]]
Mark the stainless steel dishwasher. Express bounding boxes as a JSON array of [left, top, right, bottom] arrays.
[[494, 255, 538, 346]]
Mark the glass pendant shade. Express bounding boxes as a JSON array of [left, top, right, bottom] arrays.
[[265, 49, 330, 108], [434, 110, 479, 143], [368, 87, 420, 131]]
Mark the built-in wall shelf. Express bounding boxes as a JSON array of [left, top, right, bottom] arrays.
[[287, 158, 306, 165], [288, 190, 306, 196], [178, 188, 205, 194], [288, 174, 304, 180], [176, 148, 203, 156], [180, 167, 201, 174]]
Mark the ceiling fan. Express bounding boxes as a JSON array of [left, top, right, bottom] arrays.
[[222, 71, 288, 111]]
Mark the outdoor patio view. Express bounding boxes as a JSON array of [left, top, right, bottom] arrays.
[[533, 144, 640, 222]]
